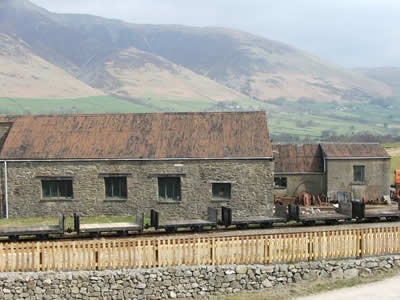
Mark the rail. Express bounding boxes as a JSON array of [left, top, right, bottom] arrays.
[[1, 225, 400, 272]]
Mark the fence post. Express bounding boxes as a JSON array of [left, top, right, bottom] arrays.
[[358, 229, 363, 258], [155, 239, 159, 267]]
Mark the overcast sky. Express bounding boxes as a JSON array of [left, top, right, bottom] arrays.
[[30, 0, 400, 68]]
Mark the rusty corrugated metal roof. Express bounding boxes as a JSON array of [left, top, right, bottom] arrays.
[[273, 144, 324, 173], [0, 112, 272, 160], [320, 143, 389, 159]]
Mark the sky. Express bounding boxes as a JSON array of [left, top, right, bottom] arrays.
[[30, 0, 400, 68]]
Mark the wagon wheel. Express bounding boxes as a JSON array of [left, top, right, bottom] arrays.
[[9, 235, 18, 242], [165, 227, 177, 234], [325, 220, 339, 225], [260, 223, 272, 229], [303, 221, 316, 226], [237, 224, 248, 230], [190, 226, 203, 232], [387, 216, 400, 222]]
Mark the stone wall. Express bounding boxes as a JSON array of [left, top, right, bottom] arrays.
[[0, 255, 399, 299], [326, 159, 390, 200], [4, 159, 274, 220], [274, 173, 325, 197]]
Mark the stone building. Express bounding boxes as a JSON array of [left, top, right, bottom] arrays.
[[322, 143, 390, 200], [273, 143, 390, 200], [273, 144, 325, 197], [0, 112, 274, 219]]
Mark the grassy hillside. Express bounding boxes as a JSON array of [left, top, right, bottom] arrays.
[[0, 96, 156, 115]]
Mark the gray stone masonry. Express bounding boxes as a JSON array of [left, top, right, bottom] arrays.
[[4, 159, 274, 220], [0, 255, 400, 299]]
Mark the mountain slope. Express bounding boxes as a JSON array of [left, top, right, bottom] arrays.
[[81, 47, 245, 102], [0, 0, 393, 103], [0, 33, 102, 99], [355, 67, 400, 96]]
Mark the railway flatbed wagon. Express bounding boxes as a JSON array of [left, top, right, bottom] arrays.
[[288, 201, 353, 225], [73, 213, 144, 236], [150, 208, 218, 233], [0, 214, 65, 241], [220, 204, 288, 229], [352, 202, 400, 221]]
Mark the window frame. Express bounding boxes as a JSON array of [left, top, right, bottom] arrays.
[[212, 182, 232, 201], [41, 178, 73, 200], [158, 177, 181, 202], [274, 176, 288, 189], [353, 165, 366, 184], [104, 176, 128, 200]]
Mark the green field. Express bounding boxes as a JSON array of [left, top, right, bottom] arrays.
[[1, 96, 400, 139]]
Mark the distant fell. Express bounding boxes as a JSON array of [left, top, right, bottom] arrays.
[[0, 33, 102, 99], [355, 67, 400, 96], [0, 0, 394, 103]]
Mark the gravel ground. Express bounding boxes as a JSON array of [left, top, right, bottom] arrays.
[[296, 275, 400, 300]]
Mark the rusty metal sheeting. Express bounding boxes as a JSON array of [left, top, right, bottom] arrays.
[[320, 143, 389, 158], [0, 111, 272, 160], [273, 144, 323, 173]]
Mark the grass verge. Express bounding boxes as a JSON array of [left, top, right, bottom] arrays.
[[213, 269, 400, 300]]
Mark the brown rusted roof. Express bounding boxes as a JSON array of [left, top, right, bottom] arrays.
[[320, 143, 389, 159], [0, 112, 272, 160], [273, 144, 324, 173]]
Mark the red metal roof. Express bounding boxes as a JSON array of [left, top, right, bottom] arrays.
[[0, 112, 272, 160], [273, 144, 324, 173], [320, 143, 389, 159]]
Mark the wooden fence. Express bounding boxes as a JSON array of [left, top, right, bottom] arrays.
[[1, 226, 400, 272]]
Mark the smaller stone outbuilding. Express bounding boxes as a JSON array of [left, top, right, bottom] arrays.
[[273, 144, 325, 197], [273, 143, 390, 201], [322, 143, 390, 200]]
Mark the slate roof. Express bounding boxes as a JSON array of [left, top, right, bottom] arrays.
[[273, 144, 324, 173], [0, 112, 272, 160], [320, 143, 389, 159]]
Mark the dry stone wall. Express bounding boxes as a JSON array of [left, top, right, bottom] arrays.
[[0, 255, 399, 299]]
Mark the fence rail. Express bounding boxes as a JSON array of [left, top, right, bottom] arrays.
[[1, 226, 400, 272]]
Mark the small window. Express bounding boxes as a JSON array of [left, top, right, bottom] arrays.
[[274, 177, 287, 189], [353, 166, 365, 183], [158, 177, 181, 201], [212, 183, 231, 200], [42, 180, 73, 199], [105, 177, 127, 199]]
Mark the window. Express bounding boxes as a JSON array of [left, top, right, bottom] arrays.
[[274, 177, 287, 189], [105, 177, 127, 199], [353, 166, 365, 183], [212, 183, 231, 200], [158, 177, 181, 201], [42, 180, 73, 199]]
